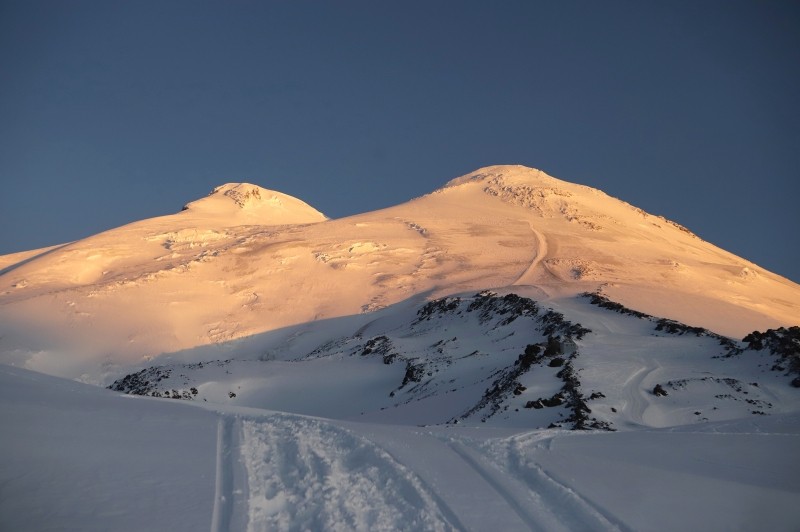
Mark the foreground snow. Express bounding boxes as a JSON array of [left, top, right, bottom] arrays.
[[2, 364, 799, 531]]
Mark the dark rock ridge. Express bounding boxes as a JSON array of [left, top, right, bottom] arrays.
[[743, 327, 800, 379], [108, 291, 798, 430]]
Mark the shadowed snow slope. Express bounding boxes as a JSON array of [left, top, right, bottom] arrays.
[[0, 165, 798, 380]]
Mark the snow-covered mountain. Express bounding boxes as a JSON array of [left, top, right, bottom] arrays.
[[1, 165, 799, 531], [1, 165, 797, 382]]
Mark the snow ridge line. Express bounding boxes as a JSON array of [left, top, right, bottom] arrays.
[[210, 415, 235, 532]]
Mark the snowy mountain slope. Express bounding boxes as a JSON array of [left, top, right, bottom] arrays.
[[3, 363, 799, 532], [1, 165, 798, 381], [108, 290, 800, 431]]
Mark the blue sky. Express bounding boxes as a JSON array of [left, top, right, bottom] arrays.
[[1, 1, 798, 282]]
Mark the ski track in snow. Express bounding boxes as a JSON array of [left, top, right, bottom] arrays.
[[444, 440, 547, 531], [428, 432, 626, 532], [500, 437, 628, 532], [211, 416, 236, 532], [212, 414, 250, 532]]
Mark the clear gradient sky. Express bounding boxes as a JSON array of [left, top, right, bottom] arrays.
[[1, 1, 798, 282]]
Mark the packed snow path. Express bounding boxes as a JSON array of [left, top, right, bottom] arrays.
[[238, 414, 453, 531], [512, 221, 549, 288], [222, 411, 612, 532], [205, 409, 800, 532]]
